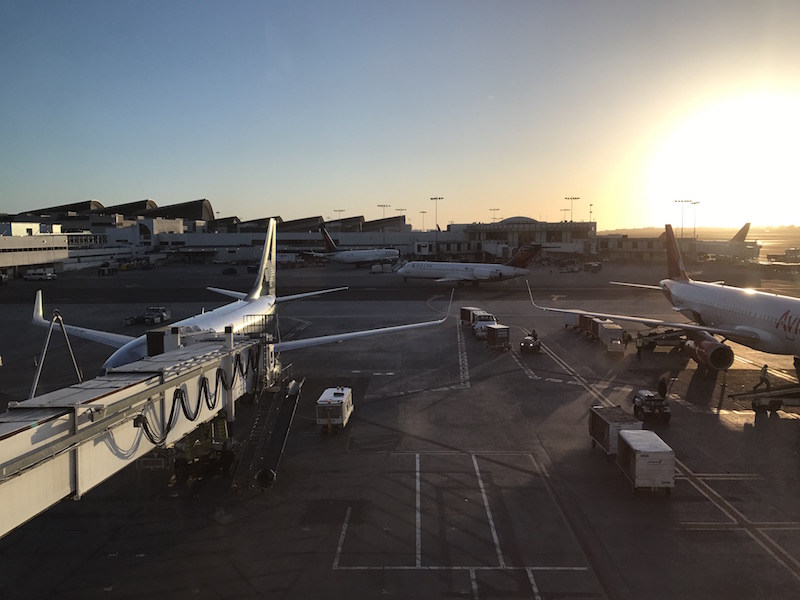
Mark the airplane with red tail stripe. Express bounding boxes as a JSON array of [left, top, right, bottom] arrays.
[[530, 224, 800, 376]]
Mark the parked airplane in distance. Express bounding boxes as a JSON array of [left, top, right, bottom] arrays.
[[33, 219, 447, 371], [309, 227, 399, 266], [530, 224, 800, 375], [695, 222, 761, 260], [396, 243, 542, 284]]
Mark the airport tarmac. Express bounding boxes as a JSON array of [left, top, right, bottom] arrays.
[[2, 261, 800, 599]]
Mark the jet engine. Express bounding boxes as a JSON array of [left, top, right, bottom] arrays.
[[681, 331, 734, 371]]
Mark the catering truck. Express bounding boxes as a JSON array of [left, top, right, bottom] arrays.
[[598, 322, 625, 354], [316, 386, 354, 433], [589, 405, 642, 458], [616, 429, 675, 496]]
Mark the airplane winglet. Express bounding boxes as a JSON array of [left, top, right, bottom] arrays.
[[526, 280, 547, 310], [33, 290, 47, 326]]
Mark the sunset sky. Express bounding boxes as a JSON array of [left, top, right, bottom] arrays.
[[2, 1, 799, 230]]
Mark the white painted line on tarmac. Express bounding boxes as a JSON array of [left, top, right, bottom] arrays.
[[472, 454, 505, 568]]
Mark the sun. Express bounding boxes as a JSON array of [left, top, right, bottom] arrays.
[[644, 91, 800, 227]]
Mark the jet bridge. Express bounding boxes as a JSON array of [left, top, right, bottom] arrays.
[[0, 326, 270, 539]]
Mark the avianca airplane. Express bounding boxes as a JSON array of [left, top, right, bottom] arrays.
[[531, 224, 800, 373], [309, 227, 399, 265], [33, 219, 447, 371], [396, 244, 542, 283]]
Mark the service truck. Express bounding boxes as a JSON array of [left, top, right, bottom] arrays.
[[485, 324, 511, 350], [316, 386, 354, 433], [589, 405, 642, 458], [616, 429, 675, 495], [471, 310, 498, 338], [460, 306, 482, 326], [598, 322, 625, 354]]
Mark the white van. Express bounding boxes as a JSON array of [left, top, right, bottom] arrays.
[[23, 268, 57, 281]]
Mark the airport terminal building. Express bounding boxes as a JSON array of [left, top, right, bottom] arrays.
[[0, 198, 745, 278]]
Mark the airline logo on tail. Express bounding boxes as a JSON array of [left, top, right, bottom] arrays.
[[505, 244, 542, 269], [321, 228, 339, 253]]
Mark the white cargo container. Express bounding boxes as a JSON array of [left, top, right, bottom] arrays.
[[562, 313, 580, 328], [616, 429, 675, 496], [589, 405, 642, 458], [316, 387, 354, 431], [598, 322, 625, 354], [460, 306, 482, 326]]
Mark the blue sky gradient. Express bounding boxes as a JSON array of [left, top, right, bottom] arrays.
[[2, 1, 799, 229]]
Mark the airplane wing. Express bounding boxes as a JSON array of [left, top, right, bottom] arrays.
[[206, 286, 349, 302], [274, 291, 453, 352], [609, 281, 662, 290], [207, 287, 247, 300], [33, 291, 135, 349], [276, 287, 348, 303], [526, 286, 760, 342]]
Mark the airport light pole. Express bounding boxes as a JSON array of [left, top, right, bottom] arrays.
[[333, 209, 344, 222], [377, 204, 390, 245], [674, 199, 692, 239], [419, 210, 427, 231], [490, 208, 499, 223], [565, 197, 579, 222], [589, 203, 593, 223], [560, 208, 569, 222], [691, 201, 700, 239], [431, 197, 442, 258]]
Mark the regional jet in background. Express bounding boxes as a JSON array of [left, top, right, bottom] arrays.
[[308, 227, 399, 266], [397, 243, 542, 284], [530, 224, 800, 376], [33, 219, 447, 371], [695, 222, 761, 260]]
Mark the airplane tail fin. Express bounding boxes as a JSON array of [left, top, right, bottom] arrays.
[[246, 218, 277, 300], [504, 244, 542, 269], [665, 224, 690, 281], [320, 227, 339, 253], [730, 222, 750, 243]]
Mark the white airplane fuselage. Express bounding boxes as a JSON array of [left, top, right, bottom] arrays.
[[327, 248, 399, 264], [103, 296, 277, 369], [397, 261, 529, 282], [662, 279, 800, 356]]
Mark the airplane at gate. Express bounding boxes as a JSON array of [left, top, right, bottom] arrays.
[[33, 219, 447, 371], [530, 224, 800, 374], [396, 243, 542, 284], [309, 228, 399, 265]]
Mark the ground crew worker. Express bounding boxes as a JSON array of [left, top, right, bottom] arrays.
[[636, 334, 643, 357], [753, 364, 771, 392], [530, 329, 538, 340]]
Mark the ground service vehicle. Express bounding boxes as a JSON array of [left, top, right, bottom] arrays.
[[23, 268, 57, 281], [471, 310, 497, 338], [598, 322, 624, 354], [519, 335, 541, 353], [633, 389, 671, 422], [316, 387, 354, 433], [616, 429, 675, 495], [460, 306, 482, 326], [485, 324, 511, 350], [589, 405, 642, 458], [124, 306, 172, 326]]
